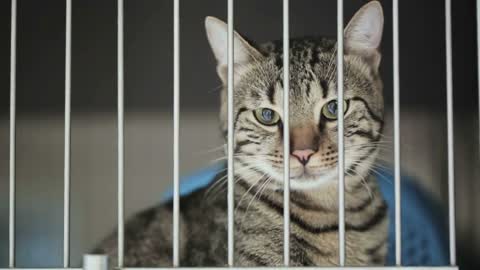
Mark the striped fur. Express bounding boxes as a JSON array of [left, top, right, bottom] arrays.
[[96, 1, 388, 267]]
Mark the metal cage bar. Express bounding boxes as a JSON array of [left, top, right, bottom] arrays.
[[336, 0, 346, 266], [117, 0, 125, 267], [444, 0, 457, 266], [9, 0, 17, 267], [227, 0, 235, 266], [0, 266, 458, 270], [173, 0, 181, 266], [124, 268, 457, 270], [392, 0, 402, 266], [63, 0, 72, 267], [282, 0, 291, 266]]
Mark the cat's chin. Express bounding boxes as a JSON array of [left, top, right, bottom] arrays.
[[288, 169, 338, 190]]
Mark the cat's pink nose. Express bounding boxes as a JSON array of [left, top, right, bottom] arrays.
[[292, 149, 315, 166]]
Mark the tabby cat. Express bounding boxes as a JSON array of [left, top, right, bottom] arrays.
[[96, 1, 388, 266]]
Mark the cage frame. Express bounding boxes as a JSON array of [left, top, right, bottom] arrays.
[[4, 0, 465, 268]]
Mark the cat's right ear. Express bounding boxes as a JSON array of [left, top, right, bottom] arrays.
[[344, 1, 384, 69], [205, 16, 262, 83]]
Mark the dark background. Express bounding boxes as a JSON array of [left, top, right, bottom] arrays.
[[0, 0, 477, 114], [0, 0, 478, 268]]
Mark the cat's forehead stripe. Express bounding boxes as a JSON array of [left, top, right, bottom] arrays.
[[258, 38, 341, 101], [320, 80, 329, 99], [267, 84, 275, 104]]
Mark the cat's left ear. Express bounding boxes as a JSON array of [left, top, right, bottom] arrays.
[[344, 1, 384, 69], [205, 16, 263, 83]]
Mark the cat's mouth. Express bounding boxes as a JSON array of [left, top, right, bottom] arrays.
[[290, 163, 336, 179], [287, 165, 338, 189], [292, 171, 327, 180]]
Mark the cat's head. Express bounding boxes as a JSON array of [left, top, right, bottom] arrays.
[[206, 1, 384, 191]]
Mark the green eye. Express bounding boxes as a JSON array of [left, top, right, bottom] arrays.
[[253, 108, 280, 126], [322, 99, 349, 120]]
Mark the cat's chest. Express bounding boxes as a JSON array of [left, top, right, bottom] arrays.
[[296, 229, 387, 265], [233, 209, 388, 266]]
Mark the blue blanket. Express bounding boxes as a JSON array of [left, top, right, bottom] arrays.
[[163, 163, 449, 266]]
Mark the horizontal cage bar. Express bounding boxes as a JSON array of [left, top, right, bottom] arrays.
[[0, 267, 460, 270]]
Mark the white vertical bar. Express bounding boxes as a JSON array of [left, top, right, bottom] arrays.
[[173, 0, 180, 266], [227, 0, 235, 266], [9, 0, 17, 267], [392, 0, 402, 266], [64, 0, 72, 267], [445, 0, 456, 265], [117, 0, 125, 267], [336, 0, 345, 266], [282, 0, 290, 266]]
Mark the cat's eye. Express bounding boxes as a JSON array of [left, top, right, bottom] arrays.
[[322, 99, 349, 120], [253, 108, 280, 126]]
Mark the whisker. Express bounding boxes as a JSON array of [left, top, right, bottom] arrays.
[[235, 173, 268, 214], [204, 165, 258, 199], [191, 145, 226, 157], [207, 84, 225, 93], [345, 170, 373, 199], [241, 176, 272, 223]]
